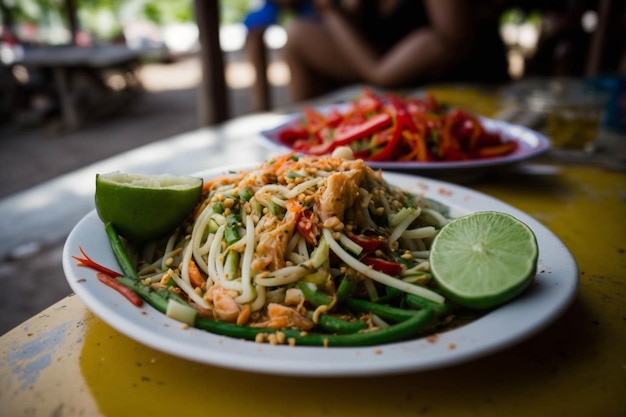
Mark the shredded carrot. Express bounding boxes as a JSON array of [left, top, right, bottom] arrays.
[[202, 175, 234, 192], [399, 132, 421, 161], [265, 152, 296, 175], [478, 142, 517, 157], [439, 117, 454, 158], [415, 132, 428, 162]]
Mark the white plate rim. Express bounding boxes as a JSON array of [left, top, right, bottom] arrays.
[[62, 166, 577, 377], [259, 105, 551, 171]]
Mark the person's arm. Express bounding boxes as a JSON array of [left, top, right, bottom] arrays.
[[314, 0, 477, 87]]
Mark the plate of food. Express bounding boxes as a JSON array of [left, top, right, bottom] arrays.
[[260, 89, 550, 181], [63, 154, 576, 377]]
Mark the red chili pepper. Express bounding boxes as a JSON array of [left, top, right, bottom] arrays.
[[325, 108, 344, 127], [353, 88, 383, 114], [75, 247, 142, 306], [361, 256, 404, 276], [334, 113, 392, 143], [73, 246, 121, 277], [296, 209, 319, 245], [347, 231, 382, 253], [96, 272, 143, 307]]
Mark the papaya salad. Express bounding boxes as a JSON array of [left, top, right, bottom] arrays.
[[77, 153, 477, 347], [276, 89, 517, 162]]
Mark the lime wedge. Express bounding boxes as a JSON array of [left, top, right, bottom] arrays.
[[95, 171, 203, 242], [429, 211, 538, 309]]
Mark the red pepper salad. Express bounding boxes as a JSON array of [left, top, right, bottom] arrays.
[[277, 89, 517, 162]]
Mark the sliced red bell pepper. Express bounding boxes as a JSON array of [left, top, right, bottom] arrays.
[[303, 106, 327, 134], [347, 231, 383, 253], [278, 125, 310, 144], [334, 113, 392, 143], [305, 112, 393, 155], [296, 209, 319, 245], [367, 96, 414, 161], [353, 88, 383, 114], [361, 256, 404, 276], [325, 108, 344, 128]]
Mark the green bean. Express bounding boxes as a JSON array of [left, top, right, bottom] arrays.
[[105, 223, 139, 280], [297, 281, 332, 307], [346, 298, 417, 322], [336, 274, 357, 302], [283, 307, 434, 347], [116, 276, 168, 312], [308, 312, 367, 335], [374, 286, 404, 304], [196, 307, 434, 347], [118, 270, 432, 346], [406, 293, 455, 317]]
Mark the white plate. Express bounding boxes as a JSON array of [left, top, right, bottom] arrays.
[[63, 168, 577, 377], [260, 107, 551, 182]]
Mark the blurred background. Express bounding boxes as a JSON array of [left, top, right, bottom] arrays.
[[0, 0, 623, 334], [1, 0, 621, 138]]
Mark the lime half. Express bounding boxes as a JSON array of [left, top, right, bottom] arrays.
[[95, 171, 203, 242], [429, 211, 538, 310]]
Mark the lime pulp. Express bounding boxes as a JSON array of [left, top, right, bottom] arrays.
[[429, 211, 538, 310]]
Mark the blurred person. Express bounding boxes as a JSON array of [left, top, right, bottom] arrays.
[[282, 0, 510, 101], [243, 0, 317, 109]]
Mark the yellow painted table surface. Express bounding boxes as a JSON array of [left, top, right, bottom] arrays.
[[1, 161, 624, 417]]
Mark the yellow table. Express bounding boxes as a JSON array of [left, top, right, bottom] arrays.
[[1, 86, 625, 416]]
